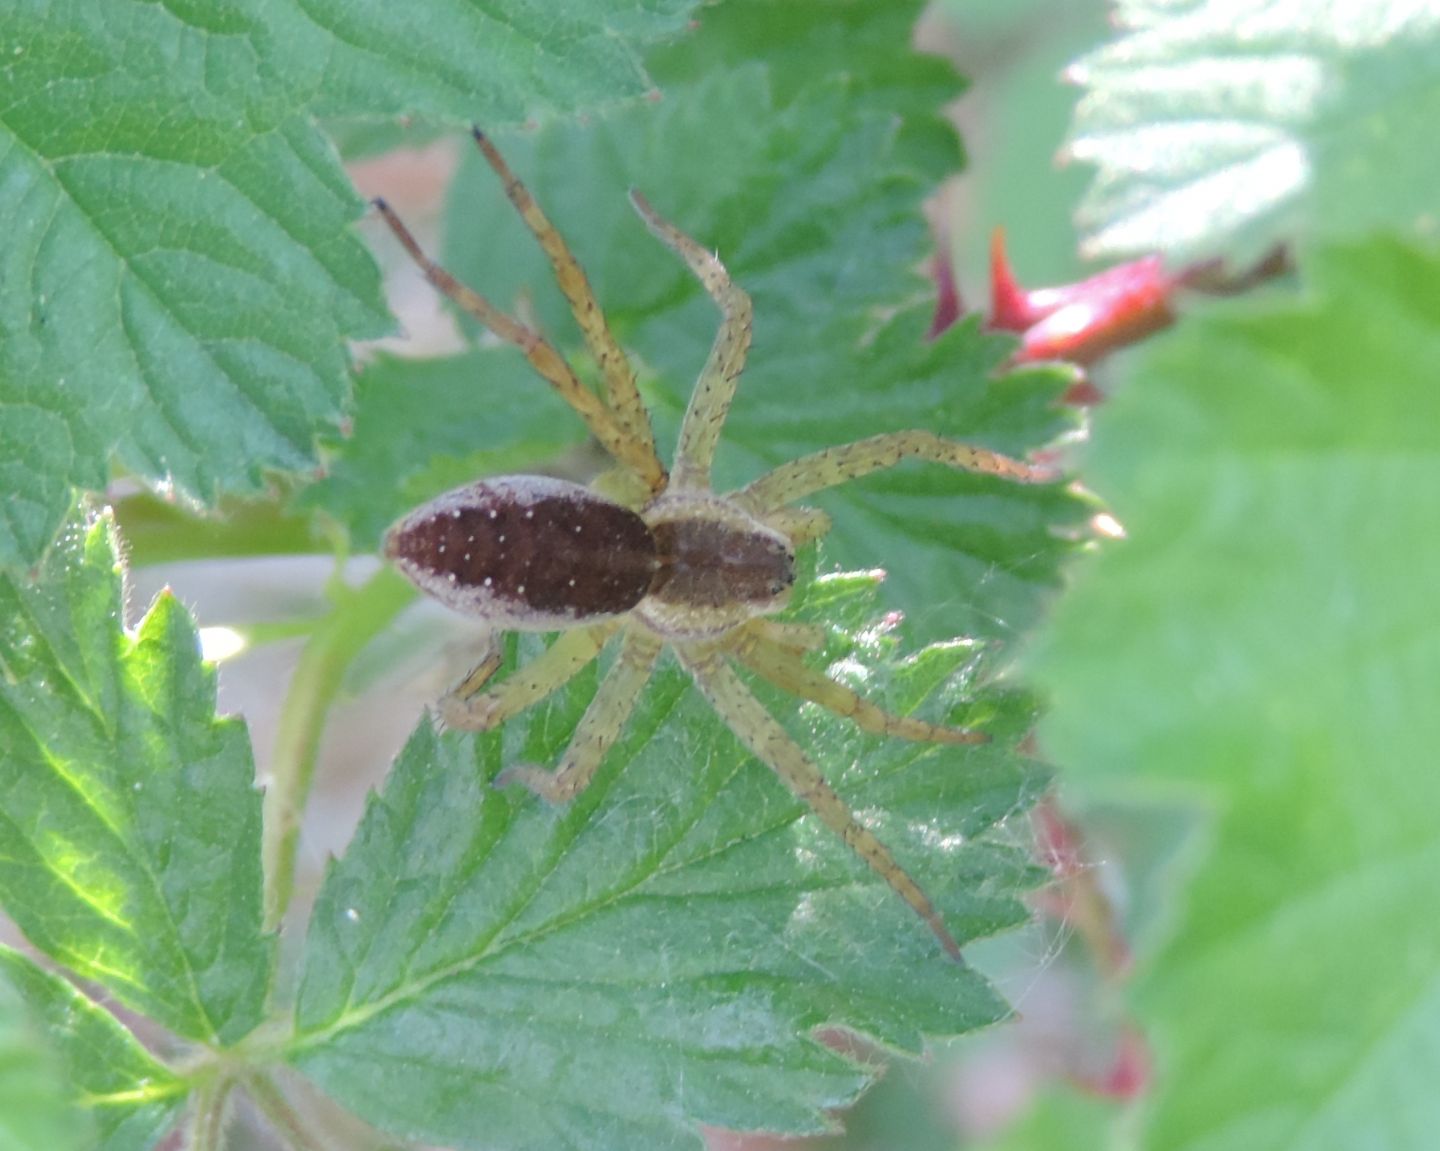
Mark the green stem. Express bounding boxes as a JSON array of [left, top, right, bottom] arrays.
[[262, 566, 415, 932], [188, 1076, 234, 1151], [233, 614, 332, 650], [113, 491, 321, 565], [244, 1071, 330, 1151]]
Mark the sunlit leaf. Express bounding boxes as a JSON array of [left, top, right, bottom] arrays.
[[0, 509, 271, 1045], [295, 0, 701, 123], [1068, 0, 1440, 258]]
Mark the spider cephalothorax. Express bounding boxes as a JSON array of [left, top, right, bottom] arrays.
[[377, 129, 1056, 960]]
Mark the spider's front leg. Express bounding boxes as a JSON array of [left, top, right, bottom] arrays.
[[735, 430, 1058, 514], [629, 191, 753, 492], [495, 628, 662, 804], [747, 617, 829, 656], [762, 506, 832, 548]]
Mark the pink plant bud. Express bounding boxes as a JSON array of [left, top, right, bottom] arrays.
[[989, 228, 1177, 366]]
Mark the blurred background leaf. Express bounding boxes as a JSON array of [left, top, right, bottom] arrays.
[[1031, 240, 1440, 1149], [936, 0, 1110, 287], [0, 956, 92, 1151], [0, 949, 187, 1151], [1067, 0, 1440, 259]]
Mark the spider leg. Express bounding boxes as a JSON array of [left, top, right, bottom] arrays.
[[471, 130, 664, 489], [629, 191, 753, 492], [678, 651, 965, 961], [372, 198, 664, 489], [441, 621, 619, 731], [733, 431, 1058, 515], [495, 628, 662, 803], [749, 618, 828, 655], [733, 627, 988, 745], [762, 506, 832, 548], [447, 633, 507, 703]]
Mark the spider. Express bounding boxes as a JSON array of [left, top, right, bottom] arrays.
[[375, 129, 1055, 961]]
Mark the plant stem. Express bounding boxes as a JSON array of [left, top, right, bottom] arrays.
[[189, 1076, 234, 1151], [244, 1071, 331, 1151], [262, 565, 415, 932], [113, 491, 320, 565]]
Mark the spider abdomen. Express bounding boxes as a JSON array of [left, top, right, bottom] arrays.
[[384, 476, 659, 629]]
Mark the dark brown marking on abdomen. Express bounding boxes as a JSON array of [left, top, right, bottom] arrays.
[[384, 476, 659, 622]]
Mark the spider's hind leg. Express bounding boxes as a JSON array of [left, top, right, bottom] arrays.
[[447, 634, 506, 705], [442, 622, 619, 732], [495, 628, 662, 804]]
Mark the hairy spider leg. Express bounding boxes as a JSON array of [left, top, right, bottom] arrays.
[[628, 191, 754, 492], [441, 622, 620, 731], [679, 651, 966, 961], [471, 130, 664, 490], [748, 618, 828, 655], [495, 629, 664, 803], [733, 431, 1056, 516], [448, 636, 507, 701], [734, 626, 987, 745], [762, 506, 832, 548], [372, 199, 662, 487]]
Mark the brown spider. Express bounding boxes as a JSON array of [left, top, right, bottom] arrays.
[[376, 129, 1055, 961]]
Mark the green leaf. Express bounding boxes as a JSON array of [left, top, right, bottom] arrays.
[[648, 0, 962, 165], [970, 1088, 1118, 1151], [349, 0, 1087, 638], [1068, 0, 1440, 258], [0, 948, 187, 1151], [1029, 239, 1440, 1150], [289, 571, 1048, 1150], [0, 0, 713, 568], [0, 508, 271, 1045], [0, 2, 388, 568], [293, 0, 701, 123]]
